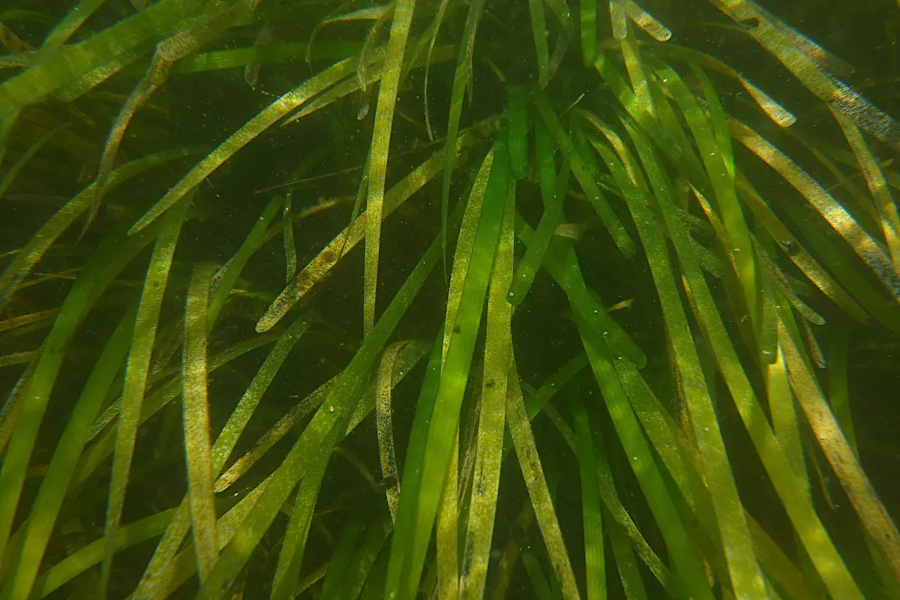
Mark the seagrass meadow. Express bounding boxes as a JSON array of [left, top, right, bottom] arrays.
[[3, 0, 900, 598]]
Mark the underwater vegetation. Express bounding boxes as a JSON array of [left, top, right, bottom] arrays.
[[1, 0, 900, 597]]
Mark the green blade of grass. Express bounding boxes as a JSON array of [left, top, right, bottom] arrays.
[[580, 0, 596, 65], [507, 86, 529, 180], [386, 136, 510, 600], [376, 342, 407, 522], [181, 262, 220, 582], [570, 395, 605, 600], [283, 192, 298, 282], [592, 135, 765, 598], [459, 183, 515, 599], [132, 314, 311, 598], [621, 119, 865, 599], [98, 196, 191, 595], [608, 522, 647, 600], [362, 0, 417, 335]]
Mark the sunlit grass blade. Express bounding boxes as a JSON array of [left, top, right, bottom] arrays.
[[0, 305, 135, 600], [505, 359, 580, 599], [735, 174, 869, 325], [129, 57, 357, 235], [534, 91, 635, 258], [570, 395, 605, 600], [832, 108, 900, 272], [621, 119, 864, 598], [624, 1, 671, 42], [459, 184, 514, 599], [386, 136, 510, 600], [731, 118, 900, 301], [132, 314, 311, 598], [593, 133, 765, 598], [181, 262, 220, 582], [98, 197, 190, 595], [778, 315, 900, 582], [362, 0, 418, 335], [358, 6, 393, 92], [0, 216, 161, 564], [608, 522, 647, 600]]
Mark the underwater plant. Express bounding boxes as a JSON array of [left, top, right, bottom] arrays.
[[1, 0, 899, 597]]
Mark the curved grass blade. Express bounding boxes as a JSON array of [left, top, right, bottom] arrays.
[[98, 197, 191, 596], [282, 192, 297, 282], [624, 1, 671, 42], [362, 0, 418, 335], [580, 0, 597, 65], [0, 216, 161, 565], [0, 0, 206, 118], [528, 0, 550, 88], [422, 0, 452, 140], [0, 124, 59, 200], [129, 57, 358, 235], [507, 86, 529, 180], [358, 5, 393, 93], [459, 184, 514, 600]]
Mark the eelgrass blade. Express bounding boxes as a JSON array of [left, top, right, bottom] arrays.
[[0, 216, 161, 565], [621, 120, 864, 599], [386, 137, 510, 600], [608, 523, 647, 600], [0, 125, 59, 201], [132, 315, 311, 598], [730, 119, 900, 300], [459, 183, 515, 599], [99, 197, 191, 596], [362, 0, 417, 336], [570, 395, 605, 600], [320, 515, 367, 599], [422, 0, 452, 140], [0, 306, 136, 600], [623, 1, 671, 42], [181, 262, 220, 582], [534, 91, 635, 258], [593, 135, 765, 598], [505, 358, 580, 599], [199, 175, 462, 599], [778, 316, 900, 582], [832, 108, 900, 272], [358, 6, 393, 92], [129, 57, 358, 235]]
